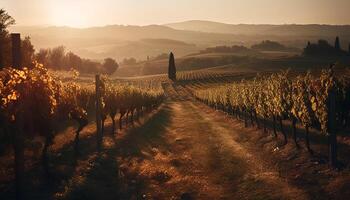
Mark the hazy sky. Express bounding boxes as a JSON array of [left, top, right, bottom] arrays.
[[2, 0, 350, 27]]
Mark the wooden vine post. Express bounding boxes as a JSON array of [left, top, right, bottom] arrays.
[[11, 33, 25, 200], [12, 33, 21, 69], [95, 75, 103, 152], [328, 86, 337, 168]]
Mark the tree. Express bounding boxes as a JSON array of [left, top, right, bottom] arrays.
[[0, 9, 15, 33], [21, 37, 35, 68], [168, 52, 176, 81], [81, 59, 100, 74], [65, 52, 82, 70], [0, 9, 15, 69], [348, 43, 350, 54], [50, 46, 66, 70], [303, 39, 347, 56], [35, 49, 50, 66], [251, 40, 288, 51], [102, 58, 119, 75], [335, 36, 340, 51]]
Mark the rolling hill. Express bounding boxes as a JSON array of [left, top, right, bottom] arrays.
[[11, 22, 350, 62], [165, 20, 350, 37], [10, 25, 244, 60]]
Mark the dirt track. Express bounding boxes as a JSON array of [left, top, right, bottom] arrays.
[[84, 83, 309, 200]]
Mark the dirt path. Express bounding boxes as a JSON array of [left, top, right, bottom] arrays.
[[107, 83, 308, 200], [56, 83, 310, 200]]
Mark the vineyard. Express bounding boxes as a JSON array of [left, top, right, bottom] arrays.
[[1, 32, 350, 200], [2, 61, 350, 199], [2, 1, 350, 198], [192, 67, 350, 168], [0, 62, 164, 199]]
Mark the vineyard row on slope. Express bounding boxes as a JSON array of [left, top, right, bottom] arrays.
[[192, 67, 348, 169]]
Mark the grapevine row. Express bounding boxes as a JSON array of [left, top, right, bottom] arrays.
[[193, 67, 348, 168], [0, 63, 164, 197]]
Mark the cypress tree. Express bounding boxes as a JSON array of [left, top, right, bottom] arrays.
[[335, 36, 340, 51], [168, 52, 176, 81]]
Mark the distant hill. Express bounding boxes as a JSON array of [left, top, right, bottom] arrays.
[[89, 38, 198, 61], [10, 25, 243, 60], [9, 21, 350, 61], [165, 20, 350, 37]]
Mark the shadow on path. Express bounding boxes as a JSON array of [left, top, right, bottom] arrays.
[[60, 103, 173, 200]]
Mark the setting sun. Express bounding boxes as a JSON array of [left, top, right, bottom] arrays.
[[3, 0, 350, 27], [48, 1, 89, 27]]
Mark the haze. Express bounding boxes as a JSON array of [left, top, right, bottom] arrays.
[[3, 0, 350, 27]]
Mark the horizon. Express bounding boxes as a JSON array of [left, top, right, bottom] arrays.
[[10, 20, 350, 30], [3, 0, 350, 28]]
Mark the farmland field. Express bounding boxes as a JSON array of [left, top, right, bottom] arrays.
[[2, 2, 350, 199], [2, 67, 350, 200]]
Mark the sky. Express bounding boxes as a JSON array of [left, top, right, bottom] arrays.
[[2, 0, 350, 27]]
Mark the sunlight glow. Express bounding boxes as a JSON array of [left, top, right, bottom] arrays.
[[3, 0, 350, 27], [48, 2, 89, 27]]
